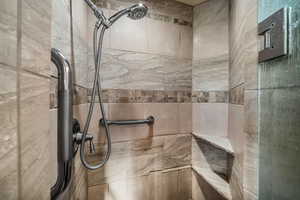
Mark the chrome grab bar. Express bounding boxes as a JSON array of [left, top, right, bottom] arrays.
[[50, 48, 74, 200], [99, 116, 155, 126]]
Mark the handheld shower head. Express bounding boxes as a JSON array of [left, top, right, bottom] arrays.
[[108, 3, 148, 26], [128, 3, 148, 20]]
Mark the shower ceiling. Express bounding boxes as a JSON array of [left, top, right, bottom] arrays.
[[175, 0, 208, 6]]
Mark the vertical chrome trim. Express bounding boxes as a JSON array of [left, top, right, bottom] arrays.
[[50, 48, 74, 200]]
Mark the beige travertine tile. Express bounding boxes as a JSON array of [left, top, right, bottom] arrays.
[[160, 169, 179, 200], [88, 167, 192, 200], [193, 0, 229, 61], [87, 48, 192, 91], [147, 18, 179, 56], [192, 170, 227, 200], [0, 66, 18, 199], [178, 167, 192, 199], [107, 179, 127, 200], [192, 171, 206, 200], [193, 166, 231, 200], [110, 10, 148, 53], [192, 137, 210, 170], [19, 72, 54, 199], [228, 104, 245, 200], [192, 55, 229, 91], [108, 103, 144, 120], [87, 134, 191, 186], [229, 168, 244, 200], [177, 25, 193, 59], [19, 3, 53, 199], [228, 104, 245, 155], [179, 103, 192, 134], [73, 153, 88, 200], [21, 0, 52, 76], [126, 175, 151, 200], [244, 90, 257, 135], [50, 0, 71, 75], [229, 0, 258, 90], [193, 103, 228, 137], [0, 0, 17, 68], [152, 167, 192, 200], [71, 0, 92, 88], [193, 0, 229, 92], [144, 103, 180, 136], [243, 132, 258, 200], [88, 183, 110, 200], [243, 90, 258, 200], [228, 104, 244, 185]]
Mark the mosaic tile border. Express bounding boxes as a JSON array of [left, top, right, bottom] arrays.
[[50, 87, 232, 108], [88, 89, 192, 103], [192, 91, 228, 103], [229, 84, 244, 105]]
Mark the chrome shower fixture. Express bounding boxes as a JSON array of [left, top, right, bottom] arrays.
[[80, 0, 148, 171], [84, 0, 148, 27], [84, 0, 107, 23], [128, 3, 148, 20], [108, 3, 148, 25]]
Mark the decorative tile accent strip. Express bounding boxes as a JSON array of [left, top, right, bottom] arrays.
[[147, 13, 172, 23], [229, 84, 244, 105], [192, 91, 228, 103], [87, 89, 192, 103], [50, 77, 89, 109], [174, 18, 193, 27]]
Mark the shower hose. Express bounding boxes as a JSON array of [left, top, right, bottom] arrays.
[[79, 21, 111, 170]]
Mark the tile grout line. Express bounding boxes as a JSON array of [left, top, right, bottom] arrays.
[[16, 0, 22, 198]]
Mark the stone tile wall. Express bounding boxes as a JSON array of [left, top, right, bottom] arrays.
[[0, 0, 55, 199], [229, 0, 258, 199]]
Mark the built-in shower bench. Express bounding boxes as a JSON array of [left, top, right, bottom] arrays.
[[192, 132, 235, 200]]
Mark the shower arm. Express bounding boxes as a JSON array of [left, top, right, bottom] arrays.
[[84, 0, 110, 27]]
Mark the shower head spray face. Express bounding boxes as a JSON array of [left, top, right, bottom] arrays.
[[128, 3, 148, 20], [108, 3, 148, 26]]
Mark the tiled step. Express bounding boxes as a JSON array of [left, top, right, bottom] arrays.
[[192, 133, 234, 155], [192, 166, 232, 200]]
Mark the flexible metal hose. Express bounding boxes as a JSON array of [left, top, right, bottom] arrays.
[[80, 22, 111, 170]]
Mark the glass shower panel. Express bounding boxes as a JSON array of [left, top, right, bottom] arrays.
[[258, 0, 300, 199]]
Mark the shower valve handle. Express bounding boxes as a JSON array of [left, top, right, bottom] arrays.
[[72, 118, 96, 153]]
